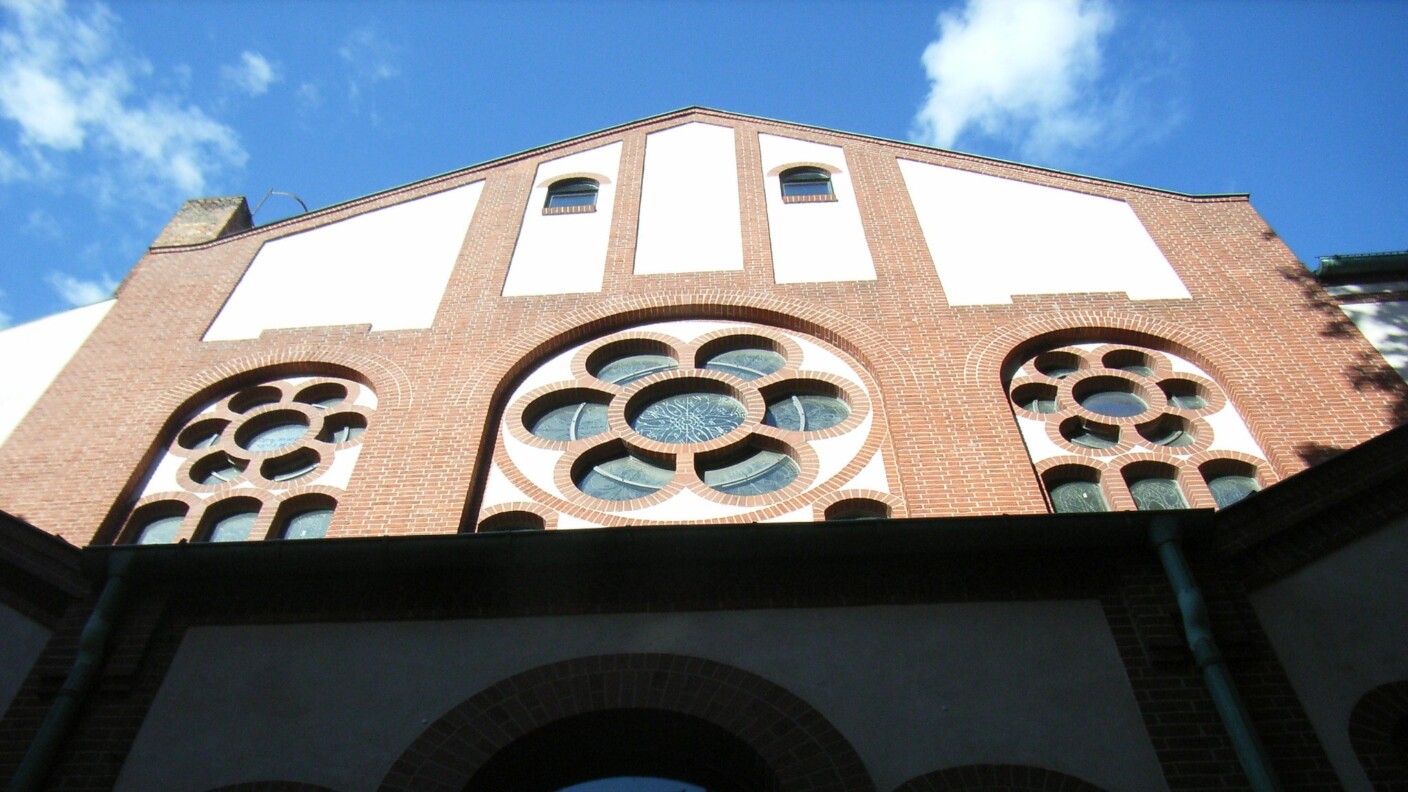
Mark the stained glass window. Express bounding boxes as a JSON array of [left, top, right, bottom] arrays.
[[1207, 474, 1259, 508], [244, 422, 307, 452], [702, 449, 799, 496], [764, 394, 849, 432], [209, 510, 257, 542], [703, 348, 785, 380], [318, 415, 366, 444], [531, 402, 610, 441], [283, 508, 333, 539], [196, 455, 245, 485], [1079, 390, 1147, 417], [1129, 477, 1188, 511], [1066, 421, 1119, 449], [1163, 381, 1208, 410], [631, 392, 746, 444], [136, 514, 183, 545], [1050, 480, 1107, 513], [1143, 417, 1194, 447], [577, 455, 674, 500], [594, 354, 678, 386]]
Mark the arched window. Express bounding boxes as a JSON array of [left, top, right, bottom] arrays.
[[477, 511, 546, 533], [778, 166, 834, 201], [1200, 460, 1262, 508], [544, 178, 599, 211], [128, 503, 188, 545], [196, 497, 262, 543], [1044, 467, 1108, 513], [824, 498, 890, 520], [272, 493, 337, 540], [1124, 463, 1189, 511]]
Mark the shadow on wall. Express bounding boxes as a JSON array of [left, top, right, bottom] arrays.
[[1278, 262, 1408, 464]]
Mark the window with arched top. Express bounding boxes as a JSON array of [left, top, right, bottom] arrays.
[[544, 178, 599, 212], [778, 166, 834, 202]]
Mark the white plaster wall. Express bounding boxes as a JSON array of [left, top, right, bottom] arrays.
[[1202, 405, 1266, 459], [502, 142, 623, 296], [758, 134, 876, 284], [1251, 514, 1408, 791], [635, 123, 743, 274], [808, 413, 873, 492], [480, 462, 532, 511], [608, 487, 756, 521], [0, 603, 49, 714], [838, 450, 890, 493], [897, 160, 1191, 305], [0, 299, 113, 448], [204, 184, 482, 341], [1340, 301, 1408, 382], [114, 601, 1166, 792]]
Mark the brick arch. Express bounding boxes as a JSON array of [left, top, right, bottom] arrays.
[[454, 292, 913, 529], [1349, 680, 1408, 791], [891, 764, 1112, 792], [378, 653, 874, 792], [968, 312, 1291, 478]]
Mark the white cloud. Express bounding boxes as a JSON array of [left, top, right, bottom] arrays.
[[46, 270, 117, 307], [21, 206, 59, 237], [0, 0, 246, 197], [0, 288, 11, 328], [337, 27, 398, 108], [222, 50, 278, 97], [913, 0, 1124, 162]]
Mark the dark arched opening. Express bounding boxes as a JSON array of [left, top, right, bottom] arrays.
[[465, 709, 779, 792]]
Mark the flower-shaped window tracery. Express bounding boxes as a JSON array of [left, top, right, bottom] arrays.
[[494, 320, 885, 525]]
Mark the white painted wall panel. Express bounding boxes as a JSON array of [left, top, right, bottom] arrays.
[[759, 134, 876, 284], [1340, 301, 1408, 382], [897, 160, 1190, 305], [204, 184, 481, 341], [635, 123, 743, 274], [502, 142, 623, 296], [0, 299, 113, 448]]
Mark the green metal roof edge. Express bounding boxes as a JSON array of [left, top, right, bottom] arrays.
[[1314, 250, 1408, 282]]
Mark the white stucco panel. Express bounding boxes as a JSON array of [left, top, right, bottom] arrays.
[[0, 299, 113, 448], [311, 444, 361, 490], [502, 142, 623, 296], [607, 486, 758, 521], [837, 450, 890, 493], [635, 123, 743, 274], [1016, 415, 1067, 465], [479, 462, 531, 511], [897, 159, 1190, 305], [1203, 404, 1266, 459], [138, 452, 186, 499], [554, 513, 602, 530], [204, 184, 481, 341], [1339, 301, 1408, 382], [762, 506, 816, 523], [758, 134, 876, 284]]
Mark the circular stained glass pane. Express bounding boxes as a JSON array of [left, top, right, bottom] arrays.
[[704, 348, 786, 380], [1050, 481, 1107, 513], [1065, 421, 1119, 449], [284, 508, 332, 539], [1079, 390, 1147, 417], [1144, 419, 1194, 447], [1129, 478, 1188, 511], [136, 515, 182, 545], [530, 402, 609, 441], [577, 455, 674, 501], [764, 394, 850, 432], [1163, 384, 1208, 410], [594, 354, 678, 385], [702, 449, 799, 496], [1117, 364, 1155, 376], [631, 392, 746, 444], [243, 422, 307, 452], [1208, 475, 1259, 508], [196, 456, 244, 485], [209, 511, 256, 542]]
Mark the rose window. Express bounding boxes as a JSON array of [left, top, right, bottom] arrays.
[[493, 321, 883, 524]]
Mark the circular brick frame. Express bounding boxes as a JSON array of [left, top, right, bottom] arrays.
[[378, 654, 874, 792], [1348, 680, 1408, 791], [891, 764, 1112, 792]]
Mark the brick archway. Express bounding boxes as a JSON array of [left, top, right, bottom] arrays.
[[379, 653, 873, 792], [891, 765, 1112, 792], [1349, 680, 1408, 791]]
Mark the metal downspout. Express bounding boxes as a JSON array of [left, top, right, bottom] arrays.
[[1149, 518, 1283, 792], [10, 553, 133, 792]]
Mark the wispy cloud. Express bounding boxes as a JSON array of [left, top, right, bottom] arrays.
[[337, 27, 399, 110], [0, 289, 11, 329], [46, 270, 117, 307], [21, 206, 59, 237], [912, 0, 1169, 165], [0, 0, 247, 198], [222, 50, 278, 97]]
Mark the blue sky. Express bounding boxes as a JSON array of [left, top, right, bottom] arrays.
[[0, 0, 1403, 329]]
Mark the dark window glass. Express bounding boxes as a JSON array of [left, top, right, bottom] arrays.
[[1050, 480, 1107, 513], [531, 402, 610, 441], [1142, 417, 1194, 447], [209, 510, 257, 542], [1162, 381, 1209, 410], [1034, 352, 1081, 378], [779, 167, 833, 198], [593, 354, 678, 385], [1129, 477, 1188, 511], [1080, 390, 1147, 417], [283, 508, 333, 539], [631, 392, 746, 444], [702, 449, 798, 496], [764, 394, 850, 432], [558, 780, 706, 792], [243, 421, 307, 452], [703, 348, 785, 380], [546, 178, 599, 209], [318, 414, 366, 444], [1064, 420, 1119, 449], [263, 451, 319, 482], [577, 455, 673, 501], [1207, 474, 1259, 508], [136, 514, 183, 545], [195, 455, 245, 485]]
